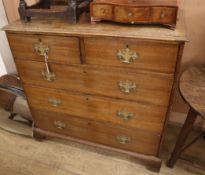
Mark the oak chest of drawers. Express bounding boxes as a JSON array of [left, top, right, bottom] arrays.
[[4, 14, 186, 171]]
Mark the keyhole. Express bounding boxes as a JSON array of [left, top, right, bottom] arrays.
[[161, 11, 165, 18]]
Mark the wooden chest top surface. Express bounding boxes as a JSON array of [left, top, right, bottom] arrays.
[[3, 13, 186, 42]]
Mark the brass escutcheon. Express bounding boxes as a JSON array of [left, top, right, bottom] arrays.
[[119, 80, 137, 93], [54, 120, 66, 130], [117, 47, 139, 64], [34, 41, 49, 56], [117, 110, 135, 121], [48, 97, 62, 107], [116, 135, 131, 144]]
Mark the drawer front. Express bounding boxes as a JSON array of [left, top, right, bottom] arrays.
[[16, 60, 173, 107], [33, 109, 160, 155], [84, 37, 178, 73], [25, 85, 167, 133], [152, 7, 177, 24], [92, 4, 112, 20], [7, 33, 81, 64], [114, 6, 150, 23]]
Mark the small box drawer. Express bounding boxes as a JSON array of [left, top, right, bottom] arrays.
[[33, 109, 160, 155], [152, 7, 177, 24], [84, 37, 179, 73], [24, 85, 167, 133], [114, 6, 150, 23], [7, 33, 81, 64]]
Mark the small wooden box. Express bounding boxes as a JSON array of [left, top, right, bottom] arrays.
[[18, 0, 91, 23], [90, 0, 178, 29]]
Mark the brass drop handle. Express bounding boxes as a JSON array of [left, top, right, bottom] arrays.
[[116, 135, 131, 144], [34, 41, 49, 56], [54, 120, 66, 130], [42, 69, 56, 82], [117, 110, 135, 121], [117, 46, 139, 64], [48, 97, 62, 107], [119, 80, 137, 93], [34, 41, 56, 82]]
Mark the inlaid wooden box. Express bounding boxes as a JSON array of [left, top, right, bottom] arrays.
[[90, 0, 178, 29]]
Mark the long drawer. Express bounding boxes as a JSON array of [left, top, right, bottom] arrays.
[[32, 109, 160, 155], [7, 33, 81, 64], [16, 60, 173, 107], [25, 85, 167, 133], [84, 37, 179, 73]]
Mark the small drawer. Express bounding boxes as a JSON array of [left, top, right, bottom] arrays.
[[24, 85, 167, 133], [84, 37, 179, 73], [152, 7, 177, 24], [7, 33, 81, 64], [92, 4, 112, 20], [33, 109, 160, 155], [16, 60, 173, 107], [114, 6, 150, 23]]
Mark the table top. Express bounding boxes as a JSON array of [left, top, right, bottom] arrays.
[[3, 12, 187, 42], [180, 66, 205, 118]]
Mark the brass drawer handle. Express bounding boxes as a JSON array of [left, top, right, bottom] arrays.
[[34, 41, 56, 82], [119, 80, 137, 93], [117, 110, 135, 121], [116, 135, 131, 144], [117, 46, 139, 64], [54, 120, 66, 130], [48, 97, 62, 107]]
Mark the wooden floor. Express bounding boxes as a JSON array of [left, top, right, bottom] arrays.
[[0, 109, 204, 175]]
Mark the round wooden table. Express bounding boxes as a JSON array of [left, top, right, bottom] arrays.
[[167, 66, 205, 168]]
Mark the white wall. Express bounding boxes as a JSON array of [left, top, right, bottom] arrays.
[[0, 0, 16, 75], [0, 53, 7, 76]]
